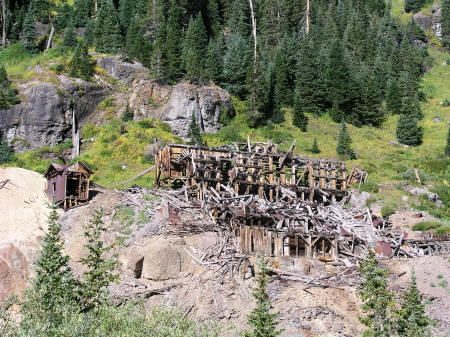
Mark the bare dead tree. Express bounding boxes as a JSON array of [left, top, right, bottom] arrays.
[[1, 0, 6, 46]]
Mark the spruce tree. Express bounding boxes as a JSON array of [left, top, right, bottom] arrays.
[[336, 120, 356, 159], [205, 36, 225, 83], [163, 0, 183, 84], [311, 138, 321, 154], [30, 0, 51, 23], [273, 34, 297, 108], [69, 40, 94, 81], [396, 114, 423, 146], [84, 19, 95, 46], [121, 101, 134, 122], [74, 0, 95, 27], [361, 75, 384, 127], [358, 249, 395, 337], [206, 0, 221, 38], [80, 208, 119, 311], [94, 0, 122, 54], [119, 0, 137, 33], [292, 94, 308, 131], [222, 33, 250, 98], [395, 269, 430, 337], [404, 0, 425, 13], [386, 79, 402, 115], [188, 112, 202, 145], [446, 125, 450, 157], [182, 13, 208, 82], [244, 256, 283, 337], [0, 135, 13, 163], [62, 20, 77, 50], [23, 200, 77, 326], [125, 15, 141, 60], [22, 6, 37, 54], [0, 90, 9, 110]]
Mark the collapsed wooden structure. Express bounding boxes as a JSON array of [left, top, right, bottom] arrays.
[[155, 141, 356, 204], [44, 162, 92, 209], [155, 141, 449, 263]]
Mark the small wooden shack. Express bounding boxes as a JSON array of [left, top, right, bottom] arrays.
[[44, 162, 92, 209]]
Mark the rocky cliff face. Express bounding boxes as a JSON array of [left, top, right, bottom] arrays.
[[0, 76, 105, 152], [96, 56, 234, 139]]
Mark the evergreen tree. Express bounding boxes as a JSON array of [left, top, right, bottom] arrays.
[[83, 19, 95, 46], [163, 0, 183, 83], [205, 35, 225, 83], [119, 0, 137, 32], [206, 0, 221, 38], [0, 90, 9, 110], [292, 94, 308, 131], [386, 78, 402, 115], [228, 0, 250, 37], [22, 6, 37, 53], [62, 20, 77, 49], [79, 208, 120, 311], [188, 112, 202, 145], [94, 0, 122, 54], [74, 0, 95, 27], [358, 249, 395, 337], [222, 33, 250, 98], [244, 256, 283, 337], [361, 74, 384, 127], [273, 34, 297, 108], [404, 0, 425, 13], [182, 13, 208, 82], [125, 15, 142, 60], [310, 138, 321, 154], [326, 39, 354, 123], [395, 269, 430, 337], [0, 65, 9, 92], [0, 135, 13, 163], [30, 0, 51, 23], [22, 200, 77, 327], [69, 40, 94, 81], [443, 0, 450, 50], [121, 101, 134, 122], [336, 120, 356, 159], [396, 114, 423, 146], [54, 3, 73, 31]]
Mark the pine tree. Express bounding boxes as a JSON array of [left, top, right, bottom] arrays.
[[69, 40, 94, 81], [446, 125, 450, 157], [22, 6, 37, 53], [94, 0, 122, 54], [311, 138, 321, 154], [54, 3, 73, 31], [121, 101, 134, 121], [395, 269, 430, 337], [0, 90, 9, 110], [0, 135, 13, 163], [244, 256, 283, 337], [79, 208, 120, 311], [386, 79, 402, 115], [358, 249, 395, 337], [0, 65, 9, 92], [336, 120, 356, 159], [361, 74, 384, 127], [442, 0, 450, 50], [228, 0, 250, 37], [292, 94, 308, 131], [23, 201, 77, 325], [222, 33, 250, 98], [188, 112, 202, 145], [404, 0, 425, 13], [62, 20, 77, 49], [182, 13, 208, 82], [273, 34, 297, 108], [396, 114, 423, 146], [206, 0, 221, 38], [30, 0, 50, 23], [125, 15, 142, 60], [119, 0, 137, 32]]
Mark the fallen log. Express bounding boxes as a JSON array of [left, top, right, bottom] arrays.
[[115, 166, 155, 186]]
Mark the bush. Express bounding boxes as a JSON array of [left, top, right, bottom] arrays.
[[401, 168, 429, 183], [412, 221, 442, 231], [360, 181, 379, 193], [381, 204, 397, 218], [443, 99, 450, 107], [137, 119, 155, 129], [217, 124, 245, 142]]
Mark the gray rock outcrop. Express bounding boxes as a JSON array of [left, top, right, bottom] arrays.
[[161, 83, 234, 138], [0, 77, 105, 152], [96, 56, 145, 82], [432, 5, 442, 38]]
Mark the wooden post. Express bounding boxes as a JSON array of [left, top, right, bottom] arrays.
[[269, 156, 273, 201], [319, 161, 325, 189], [341, 164, 347, 191]]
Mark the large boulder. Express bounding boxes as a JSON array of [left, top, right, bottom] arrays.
[[0, 77, 105, 152], [432, 5, 442, 38], [413, 12, 431, 30], [161, 83, 234, 138]]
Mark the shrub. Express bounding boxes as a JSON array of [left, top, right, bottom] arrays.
[[412, 221, 442, 231], [381, 205, 397, 218], [360, 181, 380, 194], [443, 99, 450, 107], [137, 119, 155, 129]]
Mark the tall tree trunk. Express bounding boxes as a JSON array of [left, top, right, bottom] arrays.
[[95, 0, 98, 12], [248, 0, 258, 119], [1, 0, 6, 46], [306, 0, 310, 36], [45, 24, 55, 54]]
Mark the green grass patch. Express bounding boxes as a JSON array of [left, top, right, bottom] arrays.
[[412, 221, 450, 235], [381, 204, 397, 218]]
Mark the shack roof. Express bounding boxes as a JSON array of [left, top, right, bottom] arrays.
[[44, 162, 93, 179]]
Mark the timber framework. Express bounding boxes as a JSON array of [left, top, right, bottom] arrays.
[[155, 140, 366, 204]]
